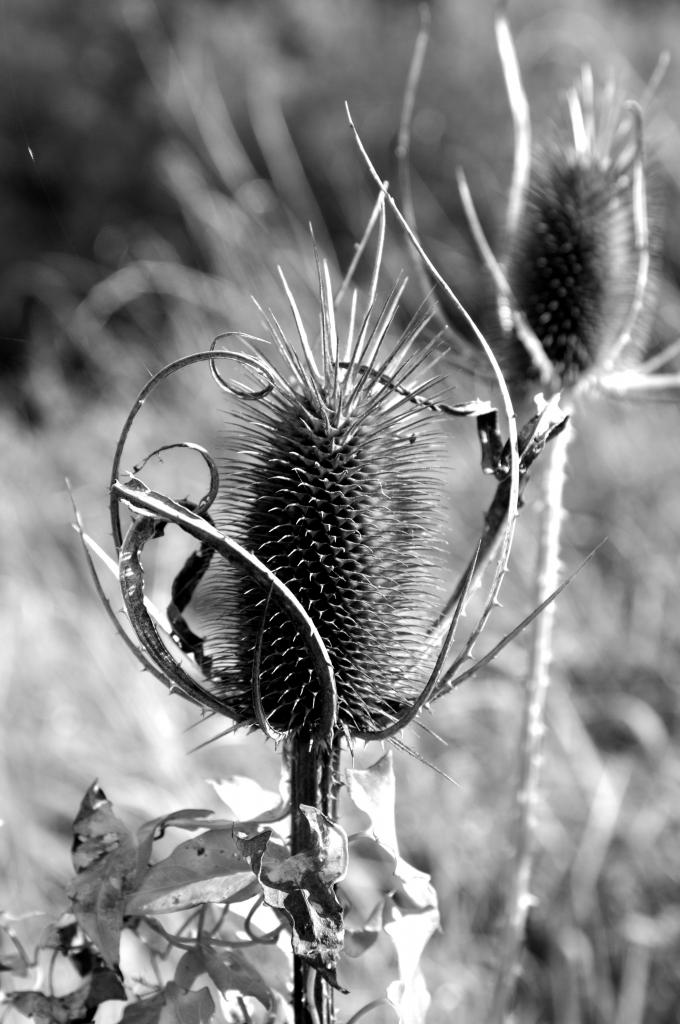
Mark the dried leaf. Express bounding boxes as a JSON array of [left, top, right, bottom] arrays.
[[68, 784, 138, 968], [71, 783, 134, 874], [345, 753, 398, 859], [126, 830, 259, 916], [208, 777, 287, 824], [174, 943, 275, 1011], [282, 888, 345, 988], [237, 810, 348, 989], [385, 906, 439, 1024], [345, 749, 440, 1014], [264, 809, 347, 891], [135, 810, 217, 878], [346, 754, 439, 911], [385, 906, 440, 988], [386, 971, 431, 1024], [201, 943, 274, 1011], [233, 829, 276, 867], [68, 864, 131, 969]]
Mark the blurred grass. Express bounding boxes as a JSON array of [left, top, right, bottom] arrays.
[[3, 0, 680, 1020]]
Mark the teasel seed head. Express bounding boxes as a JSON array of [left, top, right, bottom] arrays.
[[189, 262, 446, 739], [504, 69, 654, 392]]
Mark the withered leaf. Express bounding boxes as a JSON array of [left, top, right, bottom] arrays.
[[68, 784, 137, 969], [208, 777, 287, 825], [174, 942, 273, 1011], [135, 810, 216, 877], [71, 783, 133, 874], [126, 829, 260, 916], [345, 752, 398, 859], [237, 809, 348, 989], [345, 750, 440, 1012], [346, 753, 439, 911]]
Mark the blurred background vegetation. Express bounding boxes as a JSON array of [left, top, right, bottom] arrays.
[[2, 0, 680, 1020]]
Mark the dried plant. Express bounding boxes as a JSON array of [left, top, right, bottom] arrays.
[[391, 3, 676, 1020], [27, 182, 568, 1024]]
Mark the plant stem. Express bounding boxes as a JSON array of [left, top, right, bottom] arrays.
[[290, 729, 342, 1024], [490, 416, 573, 1023]]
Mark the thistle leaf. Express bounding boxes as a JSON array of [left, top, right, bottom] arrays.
[[70, 783, 134, 873], [345, 752, 398, 859], [383, 899, 439, 1024], [236, 811, 348, 988], [208, 777, 287, 825], [67, 784, 138, 969], [135, 809, 217, 877], [176, 943, 274, 1012], [345, 749, 440, 1002], [386, 969, 431, 1024], [126, 830, 260, 916]]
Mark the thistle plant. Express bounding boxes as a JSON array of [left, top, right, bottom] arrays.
[[2, 25, 573, 1017], [4, 6, 680, 1024], [30, 178, 572, 1024], [395, 3, 675, 1020]]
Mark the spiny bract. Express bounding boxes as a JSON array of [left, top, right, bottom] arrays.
[[194, 264, 445, 737]]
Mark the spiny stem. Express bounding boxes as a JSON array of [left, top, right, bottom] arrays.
[[290, 729, 342, 1024], [490, 416, 573, 1022]]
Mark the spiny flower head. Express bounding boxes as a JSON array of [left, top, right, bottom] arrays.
[[103, 239, 461, 744], [504, 67, 653, 392], [194, 263, 445, 738]]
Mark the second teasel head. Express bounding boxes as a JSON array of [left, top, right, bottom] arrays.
[[503, 68, 656, 394]]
